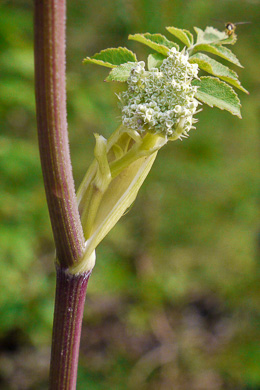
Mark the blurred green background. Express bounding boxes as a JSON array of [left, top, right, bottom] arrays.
[[0, 0, 259, 389]]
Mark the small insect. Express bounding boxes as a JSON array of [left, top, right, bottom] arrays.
[[225, 21, 251, 36]]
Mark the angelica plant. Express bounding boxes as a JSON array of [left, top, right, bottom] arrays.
[[78, 25, 247, 275], [33, 1, 247, 388]]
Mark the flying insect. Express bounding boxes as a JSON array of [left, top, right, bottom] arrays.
[[225, 21, 251, 37]]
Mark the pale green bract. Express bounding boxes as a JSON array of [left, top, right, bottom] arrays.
[[118, 48, 200, 140]]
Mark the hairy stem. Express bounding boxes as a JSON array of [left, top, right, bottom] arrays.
[[49, 266, 91, 389], [34, 1, 90, 388], [34, 0, 85, 268]]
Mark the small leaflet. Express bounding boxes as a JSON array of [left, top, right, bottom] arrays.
[[105, 62, 136, 82], [193, 76, 242, 118], [129, 33, 179, 56], [83, 47, 137, 68], [191, 43, 243, 67], [189, 53, 248, 93], [166, 26, 193, 47], [194, 26, 236, 45], [147, 53, 165, 70]]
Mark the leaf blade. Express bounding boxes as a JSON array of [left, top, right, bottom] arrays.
[[189, 53, 248, 93], [194, 26, 236, 45], [105, 62, 136, 82], [166, 26, 193, 47], [183, 29, 194, 45], [83, 47, 137, 68], [193, 43, 243, 68], [129, 33, 179, 56], [147, 53, 165, 70], [191, 43, 243, 67], [193, 76, 242, 118]]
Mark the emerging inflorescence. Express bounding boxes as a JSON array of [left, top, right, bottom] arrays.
[[118, 47, 201, 140]]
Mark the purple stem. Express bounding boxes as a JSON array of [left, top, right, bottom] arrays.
[[34, 1, 91, 388], [49, 266, 91, 389], [34, 0, 85, 268]]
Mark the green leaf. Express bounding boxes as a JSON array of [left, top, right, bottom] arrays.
[[183, 29, 194, 46], [147, 53, 165, 70], [218, 34, 237, 45], [189, 53, 248, 93], [193, 27, 204, 43], [166, 26, 193, 47], [191, 43, 243, 67], [105, 62, 136, 82], [129, 33, 179, 56], [194, 26, 236, 45], [192, 76, 241, 118], [83, 47, 137, 68]]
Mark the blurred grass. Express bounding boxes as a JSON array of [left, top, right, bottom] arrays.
[[0, 0, 259, 389]]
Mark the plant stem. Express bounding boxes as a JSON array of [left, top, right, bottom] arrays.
[[49, 265, 91, 390], [34, 0, 85, 268], [34, 1, 90, 388]]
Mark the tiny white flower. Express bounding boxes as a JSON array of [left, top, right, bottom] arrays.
[[174, 105, 182, 113]]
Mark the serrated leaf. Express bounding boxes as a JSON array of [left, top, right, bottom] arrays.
[[219, 34, 237, 45], [166, 26, 192, 47], [147, 53, 166, 70], [105, 62, 136, 82], [183, 29, 194, 45], [194, 27, 205, 44], [129, 33, 179, 56], [192, 76, 241, 117], [83, 47, 137, 68], [189, 53, 248, 93], [194, 26, 236, 45], [191, 43, 243, 67], [166, 26, 193, 47]]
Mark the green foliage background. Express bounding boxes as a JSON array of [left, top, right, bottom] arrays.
[[0, 0, 259, 389]]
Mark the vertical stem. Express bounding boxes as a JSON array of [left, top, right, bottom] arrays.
[[34, 1, 90, 388], [34, 0, 85, 268], [49, 266, 91, 390]]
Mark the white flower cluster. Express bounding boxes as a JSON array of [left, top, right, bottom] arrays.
[[118, 47, 200, 139]]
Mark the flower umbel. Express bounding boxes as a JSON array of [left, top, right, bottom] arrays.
[[118, 48, 200, 140]]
